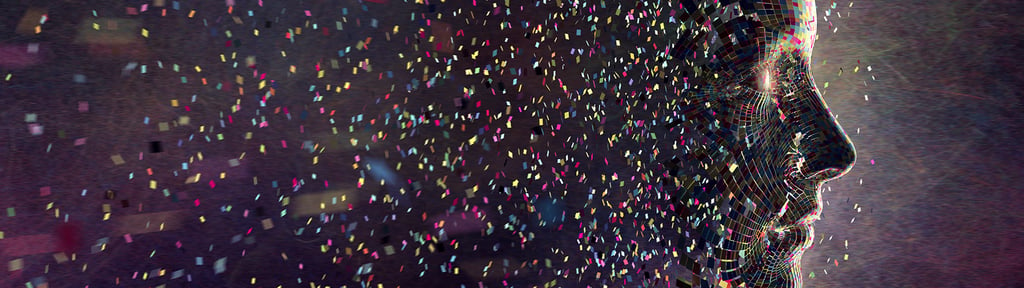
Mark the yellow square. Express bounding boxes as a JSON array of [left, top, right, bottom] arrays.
[[8, 258, 23, 271], [111, 154, 125, 165]]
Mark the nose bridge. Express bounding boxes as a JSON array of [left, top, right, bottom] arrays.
[[798, 86, 856, 181]]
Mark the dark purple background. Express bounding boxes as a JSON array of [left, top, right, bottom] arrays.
[[803, 0, 1024, 287], [0, 0, 1022, 287]]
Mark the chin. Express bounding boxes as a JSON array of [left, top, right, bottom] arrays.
[[738, 224, 813, 288]]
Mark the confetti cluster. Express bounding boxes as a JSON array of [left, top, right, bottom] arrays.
[[0, 0, 857, 287]]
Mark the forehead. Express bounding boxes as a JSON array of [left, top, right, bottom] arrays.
[[673, 0, 820, 78], [751, 0, 818, 59]]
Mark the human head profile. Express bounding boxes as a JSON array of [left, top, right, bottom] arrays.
[[639, 0, 858, 286]]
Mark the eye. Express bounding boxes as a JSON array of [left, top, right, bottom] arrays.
[[739, 68, 776, 94], [757, 69, 775, 92]]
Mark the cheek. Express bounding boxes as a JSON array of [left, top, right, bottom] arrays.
[[731, 119, 797, 188], [717, 90, 784, 133], [676, 97, 797, 193]]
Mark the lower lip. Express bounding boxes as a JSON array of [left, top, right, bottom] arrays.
[[767, 223, 813, 260]]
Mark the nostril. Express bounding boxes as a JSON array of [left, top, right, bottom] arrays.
[[804, 146, 856, 181]]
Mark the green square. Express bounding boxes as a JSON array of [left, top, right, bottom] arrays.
[[6, 207, 14, 217]]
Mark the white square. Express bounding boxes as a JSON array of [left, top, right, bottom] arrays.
[[213, 257, 227, 274]]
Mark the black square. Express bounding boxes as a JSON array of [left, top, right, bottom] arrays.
[[149, 141, 163, 153], [676, 277, 692, 288]]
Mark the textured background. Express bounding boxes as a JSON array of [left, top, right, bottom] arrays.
[[0, 0, 1022, 287], [803, 0, 1024, 287]]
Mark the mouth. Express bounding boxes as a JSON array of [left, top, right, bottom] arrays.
[[732, 177, 824, 286], [765, 178, 821, 259], [765, 221, 813, 261], [781, 177, 824, 224]]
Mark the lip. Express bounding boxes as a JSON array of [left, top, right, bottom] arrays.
[[766, 222, 814, 261], [767, 178, 822, 257], [780, 178, 824, 225]]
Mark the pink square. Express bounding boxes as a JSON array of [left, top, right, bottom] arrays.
[[74, 138, 87, 146], [39, 187, 51, 196], [28, 124, 43, 136], [78, 101, 89, 112]]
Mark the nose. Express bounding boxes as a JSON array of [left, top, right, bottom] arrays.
[[797, 91, 857, 182]]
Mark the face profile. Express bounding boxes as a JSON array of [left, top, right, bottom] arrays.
[[652, 0, 857, 286]]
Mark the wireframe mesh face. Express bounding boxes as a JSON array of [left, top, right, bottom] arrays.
[[537, 0, 854, 286], [615, 0, 857, 286]]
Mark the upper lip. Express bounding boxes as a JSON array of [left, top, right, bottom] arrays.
[[778, 177, 823, 227]]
